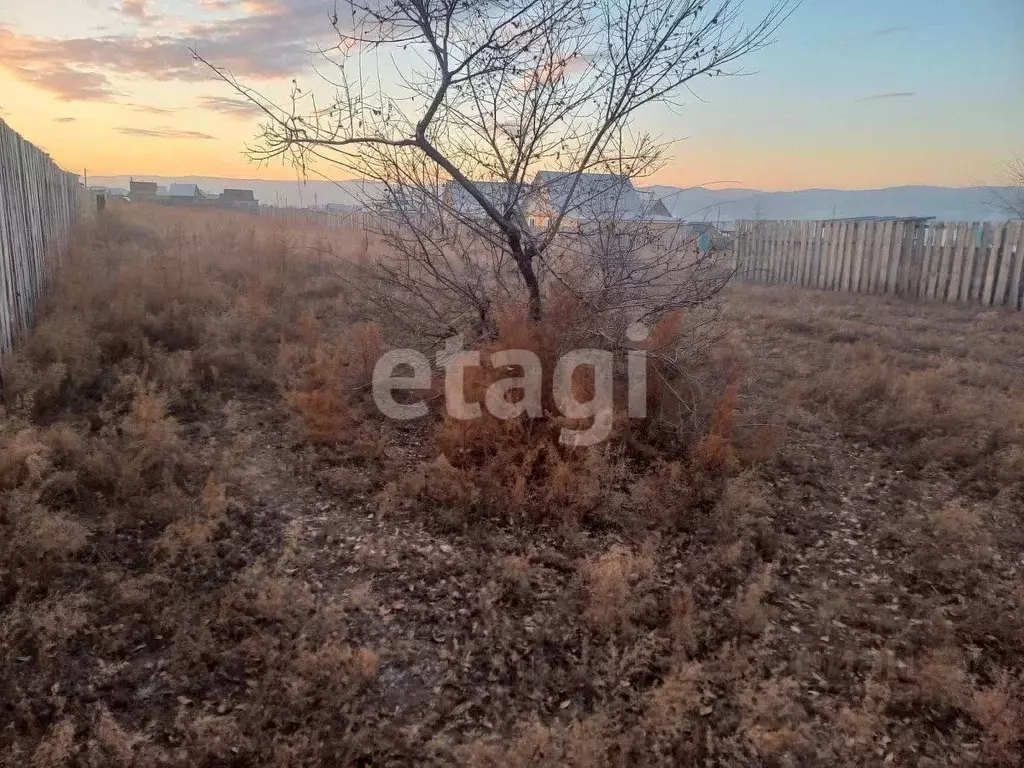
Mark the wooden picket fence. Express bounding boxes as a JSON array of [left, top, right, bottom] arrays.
[[733, 219, 1024, 310], [0, 118, 85, 362]]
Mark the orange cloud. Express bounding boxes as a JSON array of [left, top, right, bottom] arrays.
[[0, 55, 118, 101]]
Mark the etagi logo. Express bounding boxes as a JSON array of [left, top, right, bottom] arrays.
[[372, 322, 651, 446]]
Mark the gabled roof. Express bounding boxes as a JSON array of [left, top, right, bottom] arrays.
[[444, 180, 530, 218], [130, 180, 157, 194], [531, 171, 674, 221], [635, 189, 675, 220], [169, 183, 201, 197]]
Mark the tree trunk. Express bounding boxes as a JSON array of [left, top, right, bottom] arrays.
[[508, 231, 543, 322]]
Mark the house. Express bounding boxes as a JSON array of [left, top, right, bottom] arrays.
[[442, 180, 530, 223], [167, 183, 204, 204], [89, 185, 129, 201], [129, 180, 158, 202], [219, 188, 258, 210], [636, 189, 674, 219], [527, 171, 675, 229], [220, 188, 255, 203]]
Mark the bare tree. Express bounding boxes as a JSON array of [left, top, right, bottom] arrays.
[[994, 157, 1024, 220], [196, 0, 791, 334]]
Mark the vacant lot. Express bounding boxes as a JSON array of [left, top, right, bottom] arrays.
[[2, 208, 1023, 767]]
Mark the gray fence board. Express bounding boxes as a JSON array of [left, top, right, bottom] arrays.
[[0, 118, 84, 363], [735, 217, 1024, 310]]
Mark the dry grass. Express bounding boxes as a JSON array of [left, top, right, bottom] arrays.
[[579, 543, 655, 635], [2, 208, 1024, 766]]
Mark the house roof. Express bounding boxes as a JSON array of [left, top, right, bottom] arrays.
[[444, 180, 529, 218], [129, 181, 157, 193], [635, 189, 674, 220], [168, 183, 201, 197], [531, 171, 674, 221], [221, 188, 255, 202]]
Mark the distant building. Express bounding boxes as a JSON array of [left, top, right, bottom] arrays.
[[89, 185, 129, 200], [129, 180, 158, 202], [527, 171, 675, 229], [218, 188, 258, 211], [636, 189, 674, 219], [221, 188, 255, 203], [442, 180, 530, 223], [167, 183, 203, 204]]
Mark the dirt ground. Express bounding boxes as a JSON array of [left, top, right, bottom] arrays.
[[2, 211, 1023, 766]]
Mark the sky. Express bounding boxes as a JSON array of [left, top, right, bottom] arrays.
[[0, 0, 1021, 191]]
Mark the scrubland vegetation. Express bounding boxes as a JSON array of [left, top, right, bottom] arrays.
[[2, 206, 1024, 766]]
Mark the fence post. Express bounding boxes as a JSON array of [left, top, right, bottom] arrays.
[[1008, 222, 1024, 310], [984, 223, 1007, 306]]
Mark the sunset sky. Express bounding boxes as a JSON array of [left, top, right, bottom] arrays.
[[1, 0, 1021, 190]]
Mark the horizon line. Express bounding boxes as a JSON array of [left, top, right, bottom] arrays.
[[80, 174, 1012, 195]]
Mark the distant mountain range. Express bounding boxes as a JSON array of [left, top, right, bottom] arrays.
[[643, 185, 1017, 223], [88, 175, 1017, 223]]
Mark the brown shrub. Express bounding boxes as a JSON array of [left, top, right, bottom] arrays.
[[736, 676, 807, 759], [29, 719, 77, 768], [499, 555, 534, 604], [111, 380, 189, 505], [378, 299, 759, 533], [800, 341, 1024, 493], [154, 475, 230, 561], [279, 322, 383, 443], [579, 544, 655, 636], [0, 428, 52, 490], [914, 646, 971, 712], [733, 561, 776, 636], [457, 715, 612, 768], [972, 671, 1024, 762], [2, 492, 89, 586], [287, 643, 379, 708], [625, 661, 707, 762]]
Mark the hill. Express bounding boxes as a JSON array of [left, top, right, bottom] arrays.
[[643, 184, 1016, 223], [88, 175, 1017, 222]]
